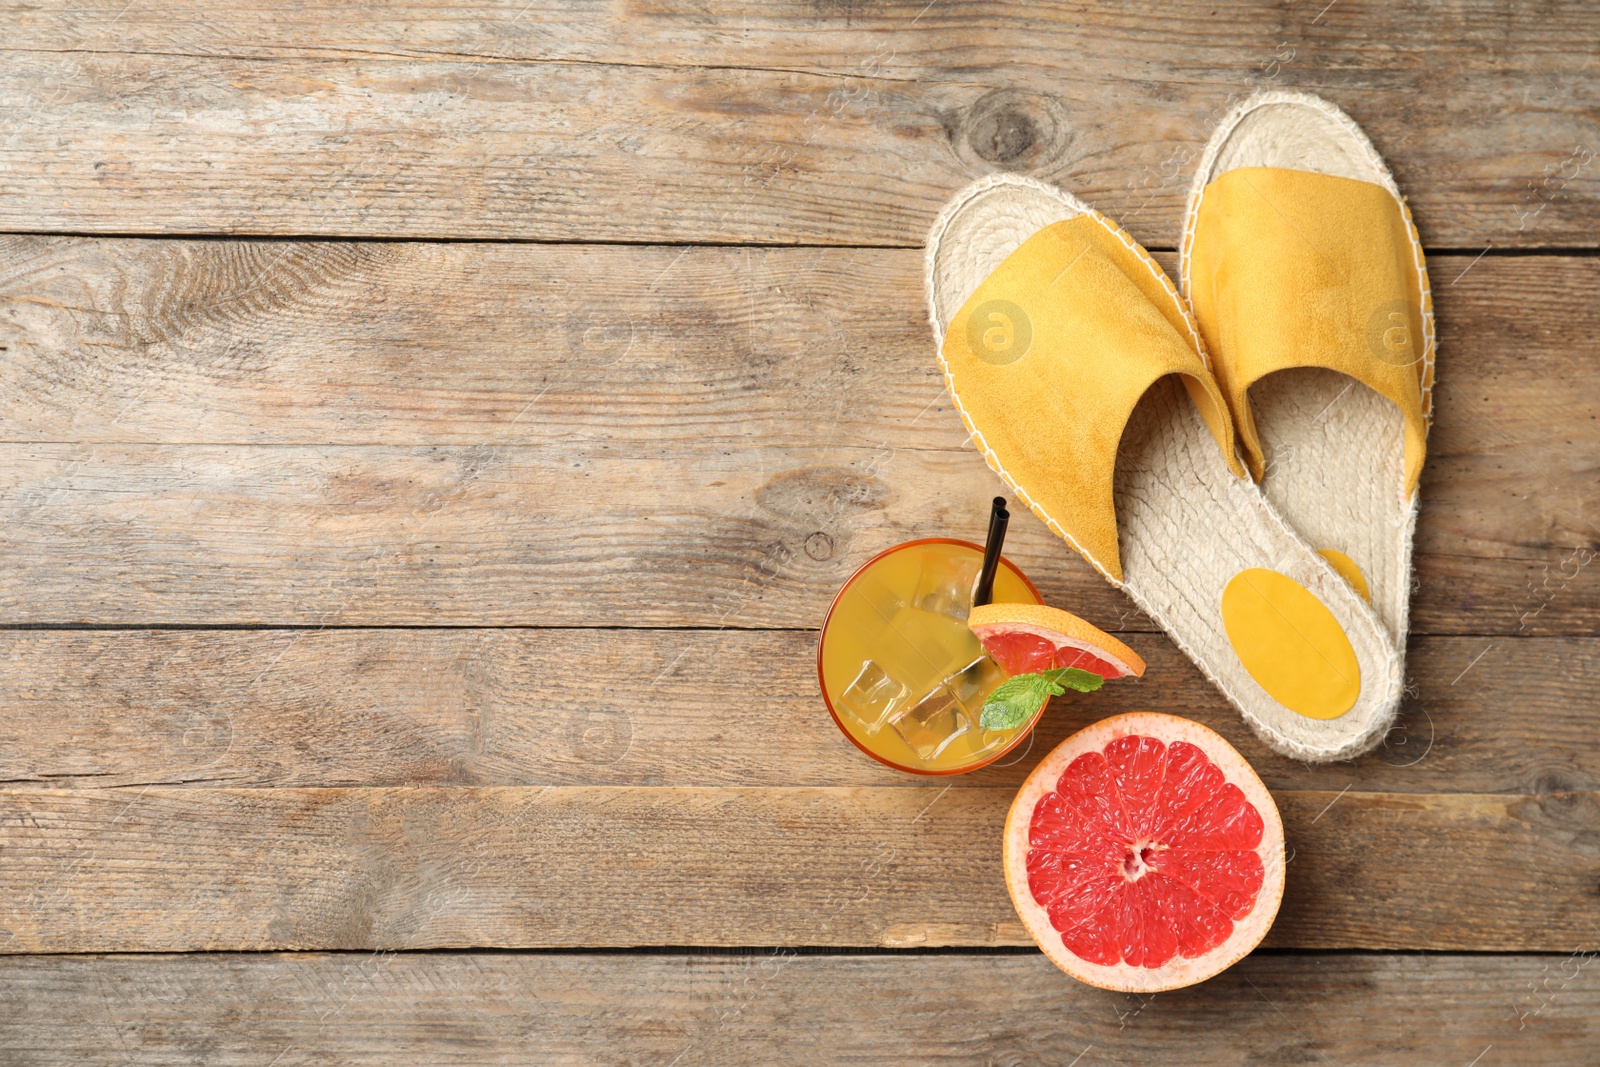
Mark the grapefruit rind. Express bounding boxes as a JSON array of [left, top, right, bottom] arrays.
[[967, 602, 1146, 678], [1003, 712, 1284, 992]]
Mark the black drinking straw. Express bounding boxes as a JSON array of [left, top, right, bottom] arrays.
[[972, 496, 1010, 607]]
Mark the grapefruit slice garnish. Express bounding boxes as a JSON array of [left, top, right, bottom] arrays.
[[1003, 712, 1285, 992], [968, 602, 1145, 679]]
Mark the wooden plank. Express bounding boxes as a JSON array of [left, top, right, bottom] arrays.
[[1, 784, 1595, 952], [0, 629, 1591, 797], [4, 240, 1593, 453], [0, 241, 1595, 632], [0, 437, 1592, 634], [9, 0, 1600, 81], [0, 951, 1593, 1065], [1, 1, 1597, 246], [0, 439, 1080, 627], [0, 238, 945, 449], [17, 0, 1600, 72]]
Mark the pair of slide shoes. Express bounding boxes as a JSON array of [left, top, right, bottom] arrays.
[[926, 91, 1434, 762]]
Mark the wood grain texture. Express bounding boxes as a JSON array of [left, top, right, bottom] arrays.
[[0, 629, 1590, 797], [0, 0, 1592, 1038], [1, 1, 1597, 245], [1, 784, 1596, 952], [1, 951, 1594, 1066], [0, 241, 1595, 632], [5, 240, 1595, 451], [1, 437, 1594, 634]]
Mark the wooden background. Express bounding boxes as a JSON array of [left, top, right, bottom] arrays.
[[1, 1, 1597, 1062]]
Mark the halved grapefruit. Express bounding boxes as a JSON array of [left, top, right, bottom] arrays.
[[1003, 712, 1284, 992], [968, 602, 1145, 679]]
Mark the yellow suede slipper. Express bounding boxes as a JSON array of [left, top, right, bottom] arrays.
[[927, 174, 1403, 762], [1181, 90, 1435, 657]]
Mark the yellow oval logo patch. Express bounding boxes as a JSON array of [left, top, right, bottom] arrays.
[[1317, 549, 1371, 603], [1221, 568, 1361, 720]]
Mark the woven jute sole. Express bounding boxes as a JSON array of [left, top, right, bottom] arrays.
[[926, 173, 1403, 762], [1180, 89, 1436, 653]]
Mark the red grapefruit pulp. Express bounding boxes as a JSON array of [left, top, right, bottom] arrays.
[[982, 631, 1125, 677], [966, 603, 1144, 680], [1004, 713, 1284, 991]]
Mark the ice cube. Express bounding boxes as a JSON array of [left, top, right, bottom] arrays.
[[838, 659, 910, 736], [879, 604, 980, 697], [912, 553, 982, 622], [889, 684, 974, 761], [949, 655, 1008, 719], [951, 656, 1026, 758], [844, 571, 908, 644]]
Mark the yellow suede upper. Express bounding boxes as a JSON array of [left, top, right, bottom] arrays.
[[1186, 167, 1433, 495], [941, 214, 1243, 581]]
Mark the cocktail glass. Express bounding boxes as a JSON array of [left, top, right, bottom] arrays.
[[817, 538, 1044, 775]]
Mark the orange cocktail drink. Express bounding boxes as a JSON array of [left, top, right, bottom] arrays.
[[817, 538, 1043, 775]]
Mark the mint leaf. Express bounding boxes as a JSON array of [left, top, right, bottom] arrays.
[[978, 677, 1050, 731], [1039, 667, 1104, 693], [978, 668, 1105, 731]]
